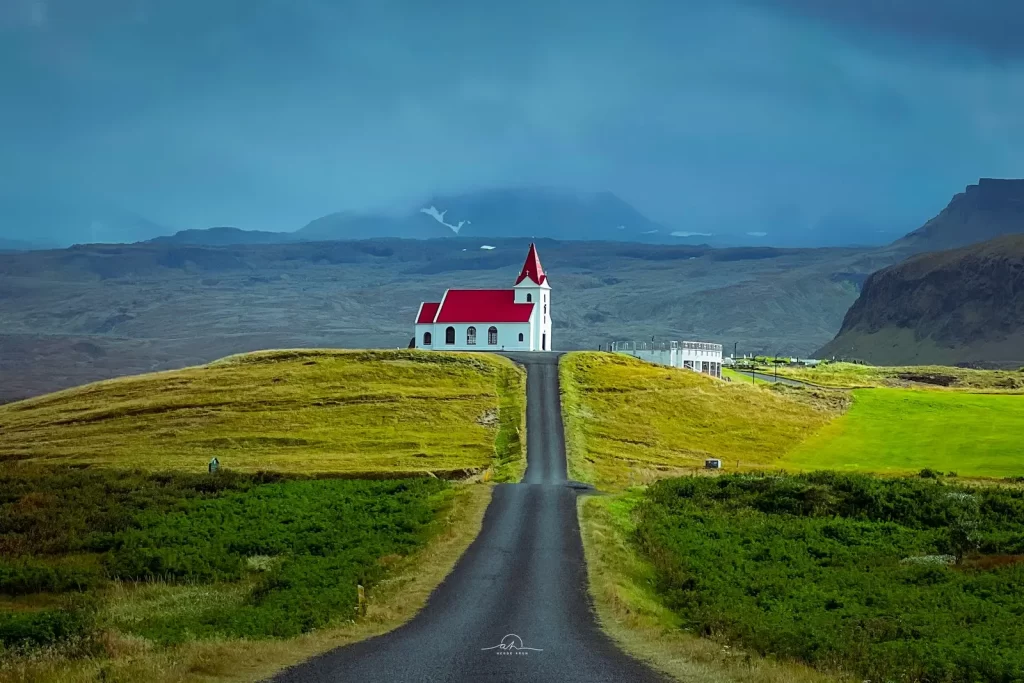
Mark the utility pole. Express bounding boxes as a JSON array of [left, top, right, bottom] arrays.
[[774, 351, 779, 383]]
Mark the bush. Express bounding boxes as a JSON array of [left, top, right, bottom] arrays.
[[0, 609, 91, 649], [920, 467, 941, 479], [0, 560, 101, 596], [636, 473, 1024, 683], [0, 467, 451, 646]]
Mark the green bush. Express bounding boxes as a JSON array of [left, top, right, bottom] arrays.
[[0, 609, 91, 649], [0, 560, 101, 595], [636, 473, 1024, 682], [0, 467, 450, 647]]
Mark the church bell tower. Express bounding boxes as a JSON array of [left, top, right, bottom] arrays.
[[513, 243, 552, 351]]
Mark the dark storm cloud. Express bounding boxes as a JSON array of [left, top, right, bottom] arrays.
[[744, 0, 1024, 61], [2, 0, 1023, 242]]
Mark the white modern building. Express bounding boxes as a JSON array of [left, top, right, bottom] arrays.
[[413, 243, 553, 352], [612, 340, 723, 378]]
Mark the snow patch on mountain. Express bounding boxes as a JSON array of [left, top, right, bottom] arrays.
[[420, 206, 470, 234]]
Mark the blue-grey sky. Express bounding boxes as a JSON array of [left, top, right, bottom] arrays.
[[2, 0, 1024, 242]]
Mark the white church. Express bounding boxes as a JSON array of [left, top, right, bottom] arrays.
[[413, 243, 553, 352]]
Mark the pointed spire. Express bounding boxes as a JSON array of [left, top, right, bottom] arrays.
[[515, 243, 547, 286]]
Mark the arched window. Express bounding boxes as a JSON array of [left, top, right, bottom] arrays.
[[423, 331, 432, 345], [445, 326, 455, 344], [526, 293, 532, 302], [518, 333, 524, 342], [466, 326, 477, 345], [488, 326, 498, 345]]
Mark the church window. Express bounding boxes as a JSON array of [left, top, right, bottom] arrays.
[[526, 293, 532, 302], [467, 326, 477, 345], [518, 333, 524, 342], [488, 327, 498, 345], [445, 326, 455, 344], [423, 331, 432, 345]]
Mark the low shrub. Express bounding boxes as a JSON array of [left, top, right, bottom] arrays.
[[0, 467, 450, 648], [635, 473, 1024, 682], [0, 608, 92, 649]]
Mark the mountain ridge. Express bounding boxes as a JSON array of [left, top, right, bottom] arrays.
[[818, 234, 1024, 366], [892, 178, 1024, 253]]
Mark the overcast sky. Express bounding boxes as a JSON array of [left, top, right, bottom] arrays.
[[2, 0, 1024, 239]]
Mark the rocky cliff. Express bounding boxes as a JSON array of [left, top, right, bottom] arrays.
[[893, 178, 1024, 253], [818, 235, 1024, 366]]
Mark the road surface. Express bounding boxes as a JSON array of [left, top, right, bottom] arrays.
[[731, 369, 812, 388], [271, 353, 667, 683]]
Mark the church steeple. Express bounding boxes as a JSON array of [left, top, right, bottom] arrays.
[[515, 243, 547, 286]]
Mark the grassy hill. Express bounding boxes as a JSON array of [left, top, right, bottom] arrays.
[[559, 353, 842, 490], [564, 353, 1024, 485], [0, 349, 525, 481], [774, 361, 1024, 391], [0, 349, 518, 682]]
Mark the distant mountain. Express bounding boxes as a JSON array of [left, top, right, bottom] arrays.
[[892, 178, 1024, 253], [150, 227, 295, 246], [420, 188, 669, 241], [297, 210, 453, 240], [298, 188, 671, 243], [0, 195, 172, 246], [818, 235, 1024, 367], [0, 238, 45, 251]]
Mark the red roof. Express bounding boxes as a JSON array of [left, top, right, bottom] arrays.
[[433, 289, 534, 323], [514, 243, 547, 286], [416, 302, 440, 324]]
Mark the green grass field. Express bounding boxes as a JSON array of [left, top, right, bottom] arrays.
[[0, 349, 525, 480], [782, 388, 1024, 478], [560, 353, 842, 490], [774, 361, 1024, 391]]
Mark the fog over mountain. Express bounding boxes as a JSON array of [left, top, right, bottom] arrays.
[[3, 0, 1024, 246]]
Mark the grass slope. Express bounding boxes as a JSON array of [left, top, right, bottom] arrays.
[[0, 349, 525, 480], [559, 353, 839, 490], [774, 361, 1024, 391], [783, 388, 1024, 478]]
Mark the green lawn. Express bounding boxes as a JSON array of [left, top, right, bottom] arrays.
[[783, 388, 1024, 478]]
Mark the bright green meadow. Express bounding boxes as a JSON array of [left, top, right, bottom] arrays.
[[783, 388, 1024, 478]]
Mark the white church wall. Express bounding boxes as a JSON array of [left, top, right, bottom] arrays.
[[418, 323, 533, 351], [414, 324, 435, 348]]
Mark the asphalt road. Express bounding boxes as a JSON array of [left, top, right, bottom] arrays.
[[271, 353, 667, 683], [731, 369, 811, 387]]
